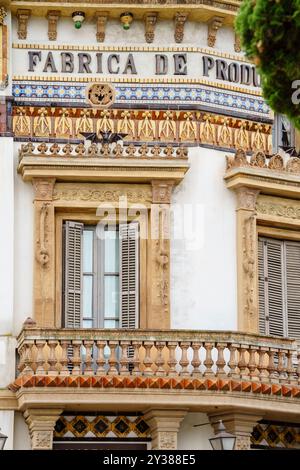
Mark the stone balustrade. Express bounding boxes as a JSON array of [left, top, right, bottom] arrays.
[[15, 328, 300, 387], [18, 142, 188, 161]]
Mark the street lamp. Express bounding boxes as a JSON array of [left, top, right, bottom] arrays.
[[0, 428, 8, 450], [209, 420, 236, 450]]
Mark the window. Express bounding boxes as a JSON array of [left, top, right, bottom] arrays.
[[258, 237, 300, 338], [63, 221, 139, 329], [272, 114, 295, 152]]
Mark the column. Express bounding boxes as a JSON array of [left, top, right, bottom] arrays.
[[24, 408, 63, 450], [144, 409, 187, 450], [32, 178, 56, 327], [235, 187, 260, 333], [208, 410, 263, 450]]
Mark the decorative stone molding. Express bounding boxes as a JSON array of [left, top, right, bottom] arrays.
[[47, 10, 61, 41], [32, 178, 55, 201], [152, 181, 174, 204], [0, 6, 7, 25], [17, 9, 31, 40], [207, 16, 224, 48], [236, 186, 260, 211], [24, 408, 63, 450], [144, 409, 187, 450], [144, 12, 158, 44], [234, 32, 241, 53], [256, 195, 300, 221], [226, 149, 300, 174], [174, 12, 188, 44], [37, 203, 50, 267], [95, 11, 108, 43], [53, 184, 153, 204], [208, 411, 263, 451]]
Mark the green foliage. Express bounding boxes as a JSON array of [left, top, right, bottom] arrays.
[[235, 0, 300, 129]]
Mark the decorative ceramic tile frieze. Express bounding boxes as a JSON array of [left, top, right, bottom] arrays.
[[252, 422, 300, 449], [12, 80, 271, 121]]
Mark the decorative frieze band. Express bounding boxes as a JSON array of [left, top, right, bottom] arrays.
[[13, 107, 272, 153], [226, 149, 300, 174]]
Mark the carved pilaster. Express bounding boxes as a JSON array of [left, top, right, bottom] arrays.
[[17, 9, 31, 40], [234, 32, 241, 53], [0, 6, 7, 26], [144, 12, 158, 44], [95, 11, 108, 43], [207, 16, 224, 48], [24, 409, 63, 450], [32, 178, 56, 327], [174, 12, 188, 44], [208, 411, 263, 451], [47, 11, 60, 41], [144, 409, 187, 450], [235, 187, 260, 333]]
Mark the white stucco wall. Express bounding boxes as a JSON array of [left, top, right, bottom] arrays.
[[178, 412, 214, 450], [0, 410, 14, 450], [13, 412, 31, 450], [171, 147, 237, 330]]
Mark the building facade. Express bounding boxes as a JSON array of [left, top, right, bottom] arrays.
[[0, 0, 300, 450]]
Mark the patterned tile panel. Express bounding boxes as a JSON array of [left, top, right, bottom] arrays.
[[252, 423, 300, 449], [12, 81, 270, 121]]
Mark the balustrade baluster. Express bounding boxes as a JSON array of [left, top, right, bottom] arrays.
[[35, 340, 46, 375], [96, 340, 106, 375], [107, 340, 119, 375], [23, 340, 35, 375], [203, 342, 215, 377], [47, 340, 58, 376], [248, 346, 259, 381], [143, 341, 154, 376], [119, 341, 131, 375], [179, 342, 191, 376], [277, 349, 287, 383], [167, 341, 178, 376], [228, 343, 240, 379], [131, 341, 142, 375], [257, 347, 269, 382], [17, 345, 26, 375], [84, 340, 94, 376], [71, 340, 82, 376], [238, 345, 249, 380], [287, 350, 296, 384], [155, 341, 167, 376], [216, 342, 227, 378], [191, 342, 201, 377], [268, 348, 279, 382], [60, 340, 70, 375]]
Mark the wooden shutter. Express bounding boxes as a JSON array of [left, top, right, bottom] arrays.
[[63, 221, 83, 328], [119, 223, 139, 329], [258, 239, 266, 335], [258, 238, 285, 337], [285, 241, 300, 339]]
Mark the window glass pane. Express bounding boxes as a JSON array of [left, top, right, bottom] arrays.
[[83, 230, 93, 272], [83, 275, 93, 318], [104, 319, 119, 329], [82, 319, 93, 328], [104, 276, 119, 317], [104, 230, 119, 273]]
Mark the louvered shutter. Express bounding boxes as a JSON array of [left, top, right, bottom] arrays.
[[63, 221, 83, 328], [258, 238, 285, 336], [119, 223, 139, 329], [258, 239, 266, 335], [285, 241, 300, 339]]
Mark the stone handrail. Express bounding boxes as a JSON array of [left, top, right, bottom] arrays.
[[16, 328, 300, 385], [18, 142, 188, 161]]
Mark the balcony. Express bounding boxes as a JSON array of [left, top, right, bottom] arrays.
[[10, 326, 300, 419]]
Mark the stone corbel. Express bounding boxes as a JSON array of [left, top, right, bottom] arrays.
[[144, 12, 158, 44], [235, 187, 260, 333], [174, 12, 188, 44], [208, 411, 263, 450], [17, 9, 31, 40], [24, 408, 63, 450], [95, 11, 108, 43], [47, 10, 61, 41], [207, 16, 224, 48], [33, 178, 56, 201], [234, 32, 241, 53], [144, 409, 187, 450]]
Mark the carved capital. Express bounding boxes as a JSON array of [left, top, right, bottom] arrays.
[[0, 6, 7, 26], [152, 180, 174, 204], [207, 16, 224, 48], [47, 10, 61, 41], [32, 178, 56, 201], [174, 12, 188, 44], [144, 409, 187, 450], [24, 408, 63, 450], [234, 32, 241, 53], [17, 9, 31, 40], [236, 187, 260, 211], [95, 11, 108, 43], [144, 12, 158, 44]]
